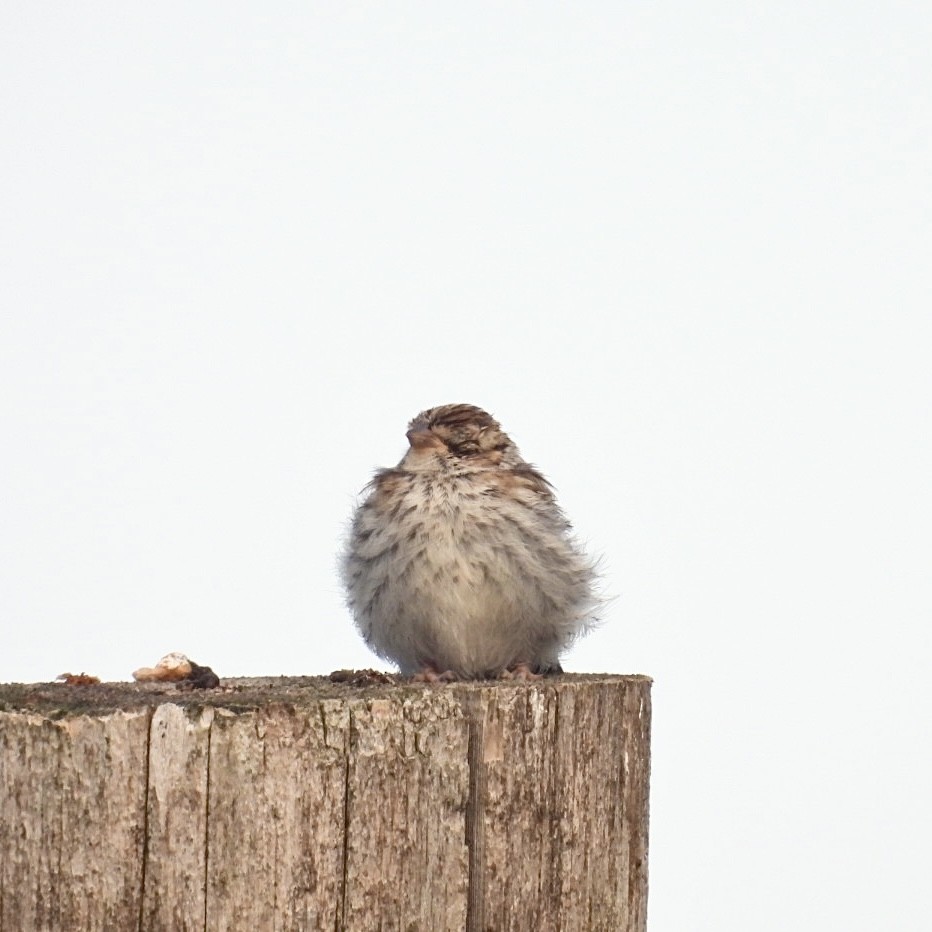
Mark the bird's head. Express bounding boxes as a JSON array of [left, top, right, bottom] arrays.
[[402, 403, 519, 468]]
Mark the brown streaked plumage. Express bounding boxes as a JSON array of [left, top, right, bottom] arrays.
[[341, 404, 599, 679]]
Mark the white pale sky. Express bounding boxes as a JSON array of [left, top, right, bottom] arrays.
[[2, 3, 930, 929]]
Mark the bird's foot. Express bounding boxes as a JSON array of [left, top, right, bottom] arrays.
[[411, 663, 458, 683], [499, 662, 542, 681]]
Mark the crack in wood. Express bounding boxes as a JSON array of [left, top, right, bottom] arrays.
[[202, 712, 214, 932], [137, 708, 154, 932], [465, 692, 486, 932], [338, 718, 352, 932]]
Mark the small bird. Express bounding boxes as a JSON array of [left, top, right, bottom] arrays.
[[341, 404, 599, 680]]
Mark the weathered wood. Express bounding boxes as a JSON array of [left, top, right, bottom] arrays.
[[0, 675, 650, 932], [0, 710, 150, 930], [340, 690, 471, 931], [467, 680, 651, 931], [205, 703, 348, 931], [141, 704, 213, 931]]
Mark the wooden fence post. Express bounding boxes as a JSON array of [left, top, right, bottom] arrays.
[[0, 675, 650, 931]]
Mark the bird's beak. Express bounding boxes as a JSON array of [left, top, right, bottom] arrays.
[[406, 427, 435, 449]]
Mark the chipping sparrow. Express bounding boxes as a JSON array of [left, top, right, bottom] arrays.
[[341, 404, 599, 679]]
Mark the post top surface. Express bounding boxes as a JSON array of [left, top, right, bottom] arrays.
[[0, 673, 652, 718]]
